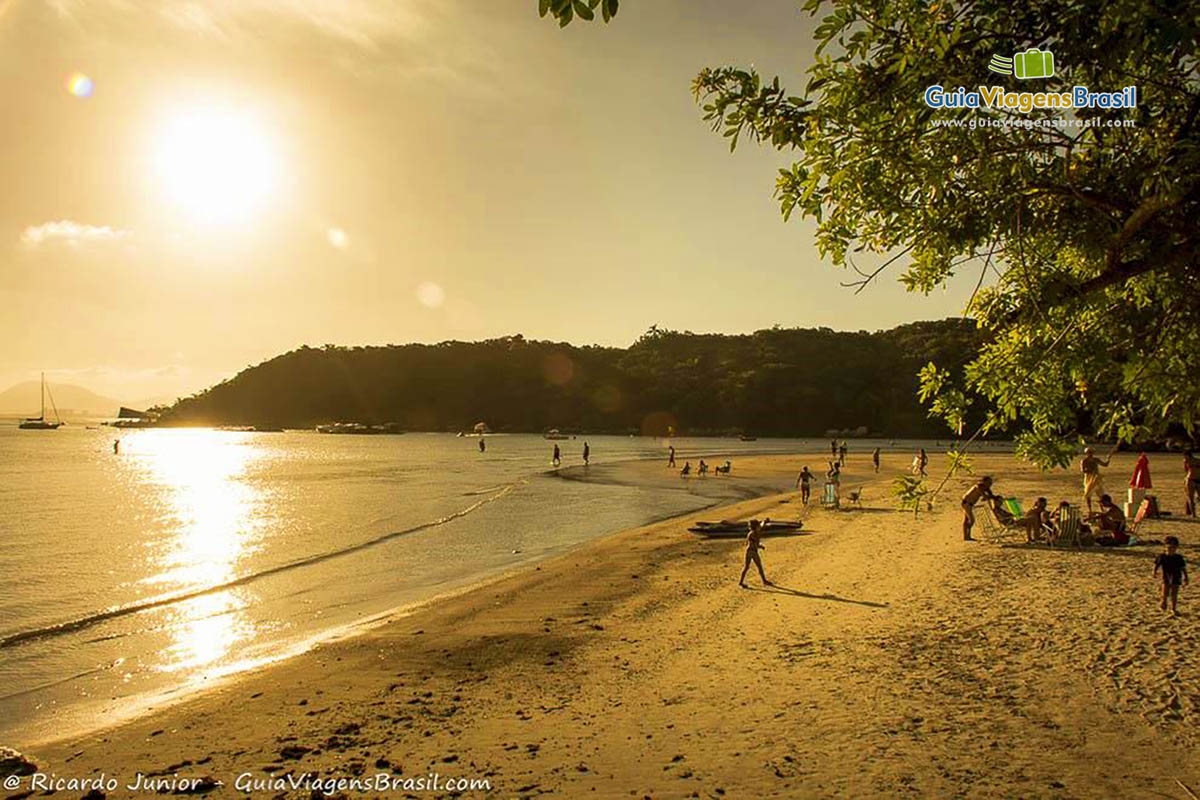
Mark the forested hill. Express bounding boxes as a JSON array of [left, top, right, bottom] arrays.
[[162, 320, 984, 436]]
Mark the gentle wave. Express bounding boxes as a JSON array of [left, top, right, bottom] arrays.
[[0, 482, 522, 650]]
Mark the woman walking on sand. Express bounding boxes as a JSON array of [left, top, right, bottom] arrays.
[[1185, 451, 1199, 517], [1081, 446, 1113, 513], [739, 519, 771, 588]]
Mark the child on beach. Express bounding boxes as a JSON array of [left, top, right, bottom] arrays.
[[739, 519, 771, 588], [1154, 536, 1188, 615]]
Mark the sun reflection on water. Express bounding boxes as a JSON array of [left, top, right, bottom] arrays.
[[129, 430, 264, 672]]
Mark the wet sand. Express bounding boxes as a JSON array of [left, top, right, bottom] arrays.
[[19, 451, 1200, 798]]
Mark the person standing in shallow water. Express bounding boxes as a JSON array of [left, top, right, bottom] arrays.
[[739, 519, 772, 588], [582, 441, 590, 466], [552, 444, 561, 467]]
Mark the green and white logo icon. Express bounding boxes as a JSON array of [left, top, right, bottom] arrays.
[[988, 48, 1055, 79]]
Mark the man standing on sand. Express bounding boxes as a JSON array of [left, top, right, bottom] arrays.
[[796, 466, 814, 505], [872, 447, 880, 473], [839, 441, 848, 466], [582, 441, 590, 466], [739, 519, 772, 588], [668, 445, 676, 467], [961, 475, 996, 541], [552, 444, 561, 467], [1081, 446, 1113, 513]]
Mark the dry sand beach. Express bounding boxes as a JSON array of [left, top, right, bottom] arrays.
[[19, 451, 1200, 798]]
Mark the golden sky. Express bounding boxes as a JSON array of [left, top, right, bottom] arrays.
[[0, 0, 972, 403]]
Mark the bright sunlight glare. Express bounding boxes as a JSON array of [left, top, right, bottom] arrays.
[[151, 106, 278, 227]]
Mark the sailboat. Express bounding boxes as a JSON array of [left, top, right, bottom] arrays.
[[19, 373, 63, 430]]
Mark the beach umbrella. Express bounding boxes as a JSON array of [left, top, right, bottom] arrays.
[[1130, 452, 1152, 489]]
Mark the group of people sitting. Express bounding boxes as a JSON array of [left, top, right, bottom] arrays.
[[963, 475, 1132, 546], [680, 459, 732, 477]]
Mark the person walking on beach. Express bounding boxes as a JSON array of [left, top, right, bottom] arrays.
[[838, 441, 848, 466], [479, 437, 486, 453], [872, 447, 880, 473], [583, 441, 590, 466], [552, 444, 561, 467], [739, 519, 772, 588], [113, 439, 120, 455], [796, 466, 813, 505], [1154, 536, 1188, 615], [961, 475, 996, 541], [830, 439, 837, 459], [668, 445, 676, 468], [1185, 451, 1199, 517], [918, 448, 928, 477], [1081, 446, 1113, 513]]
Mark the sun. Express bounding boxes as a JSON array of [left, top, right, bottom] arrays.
[[151, 106, 278, 227]]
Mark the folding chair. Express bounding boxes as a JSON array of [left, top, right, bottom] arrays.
[[978, 501, 1022, 543], [1052, 504, 1083, 547], [821, 482, 839, 509], [1126, 499, 1150, 538]]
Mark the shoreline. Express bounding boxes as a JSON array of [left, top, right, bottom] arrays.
[[8, 451, 808, 752], [20, 451, 1200, 797]]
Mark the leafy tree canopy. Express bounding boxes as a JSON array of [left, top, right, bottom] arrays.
[[540, 0, 1200, 467]]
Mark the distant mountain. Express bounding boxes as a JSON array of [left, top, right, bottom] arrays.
[[0, 381, 121, 417], [162, 320, 988, 436]]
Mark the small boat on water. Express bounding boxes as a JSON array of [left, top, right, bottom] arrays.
[[688, 520, 803, 538], [18, 373, 62, 430], [544, 428, 569, 440], [739, 434, 758, 441]]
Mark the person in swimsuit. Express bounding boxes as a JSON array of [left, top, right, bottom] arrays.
[[738, 519, 771, 588], [961, 476, 996, 541], [838, 441, 848, 466], [668, 445, 676, 467], [796, 466, 813, 505], [698, 459, 709, 477], [582, 441, 590, 465], [478, 438, 485, 453], [1022, 497, 1051, 543], [918, 448, 928, 477], [680, 461, 691, 477], [1091, 494, 1129, 546], [1185, 451, 1199, 517], [1081, 446, 1112, 513], [1154, 536, 1188, 615], [872, 447, 880, 473], [552, 444, 561, 467]]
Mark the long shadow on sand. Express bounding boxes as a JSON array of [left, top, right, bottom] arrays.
[[744, 584, 889, 608]]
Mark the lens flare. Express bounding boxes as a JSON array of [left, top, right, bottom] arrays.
[[66, 72, 94, 98]]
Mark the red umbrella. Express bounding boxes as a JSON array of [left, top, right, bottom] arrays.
[[1130, 452, 1152, 489]]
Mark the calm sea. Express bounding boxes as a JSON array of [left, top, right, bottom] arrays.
[[0, 427, 859, 747]]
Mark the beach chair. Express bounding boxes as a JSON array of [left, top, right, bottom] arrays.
[[821, 482, 839, 509], [1127, 499, 1150, 536], [1004, 497, 1025, 519], [1052, 504, 1083, 547], [978, 501, 1022, 543]]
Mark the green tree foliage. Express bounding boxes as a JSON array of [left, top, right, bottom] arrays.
[[162, 321, 982, 433], [541, 0, 1200, 466]]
